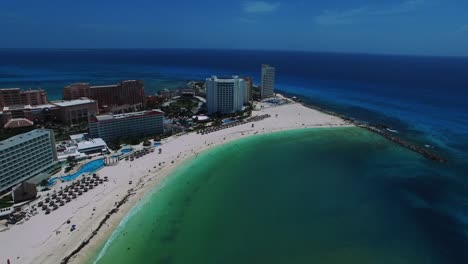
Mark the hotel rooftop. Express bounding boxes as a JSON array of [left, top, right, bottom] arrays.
[[52, 98, 96, 107], [0, 129, 51, 151], [94, 109, 164, 122]]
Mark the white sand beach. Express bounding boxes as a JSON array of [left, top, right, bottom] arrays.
[[0, 100, 350, 264]]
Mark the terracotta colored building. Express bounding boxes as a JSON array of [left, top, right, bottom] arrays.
[[1, 104, 58, 129], [0, 88, 47, 108], [63, 80, 145, 110], [63, 83, 90, 100], [52, 98, 98, 124], [1, 98, 98, 128]]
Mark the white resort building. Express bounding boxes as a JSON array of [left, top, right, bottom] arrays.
[[261, 64, 276, 99], [88, 109, 164, 143], [206, 76, 245, 114], [0, 129, 59, 193]]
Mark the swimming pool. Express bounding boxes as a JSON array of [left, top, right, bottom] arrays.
[[222, 118, 236, 124], [48, 158, 105, 185], [121, 148, 133, 154], [113, 148, 134, 157], [154, 142, 162, 147]]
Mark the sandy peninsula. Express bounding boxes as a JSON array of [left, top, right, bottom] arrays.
[[0, 98, 350, 264]]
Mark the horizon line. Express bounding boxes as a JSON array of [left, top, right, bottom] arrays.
[[0, 47, 467, 59]]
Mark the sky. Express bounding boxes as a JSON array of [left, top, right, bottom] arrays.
[[1, 0, 468, 56]]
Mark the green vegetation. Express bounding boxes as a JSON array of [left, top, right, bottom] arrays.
[[161, 98, 198, 118], [51, 121, 89, 141], [40, 179, 49, 187], [0, 127, 35, 141], [0, 120, 88, 142], [0, 194, 13, 208], [65, 156, 77, 173], [206, 109, 253, 129]]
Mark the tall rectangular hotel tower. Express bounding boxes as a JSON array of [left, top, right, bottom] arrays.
[[89, 110, 164, 143], [261, 64, 275, 99], [206, 76, 245, 114], [0, 129, 58, 193]]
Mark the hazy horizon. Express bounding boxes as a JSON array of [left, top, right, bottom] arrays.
[[1, 47, 468, 59]]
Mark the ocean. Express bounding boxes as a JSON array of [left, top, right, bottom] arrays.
[[91, 128, 461, 264], [0, 49, 467, 263]]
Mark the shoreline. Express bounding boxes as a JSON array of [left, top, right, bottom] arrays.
[[70, 106, 351, 264], [281, 93, 448, 163], [0, 100, 351, 264]]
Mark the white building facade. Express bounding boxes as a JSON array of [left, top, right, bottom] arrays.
[[0, 129, 59, 193], [89, 110, 164, 143], [206, 76, 245, 114], [261, 64, 275, 99]]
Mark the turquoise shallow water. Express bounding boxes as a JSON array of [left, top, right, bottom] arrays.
[[91, 127, 452, 264]]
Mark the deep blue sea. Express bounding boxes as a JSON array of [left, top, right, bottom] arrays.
[[1, 49, 467, 262]]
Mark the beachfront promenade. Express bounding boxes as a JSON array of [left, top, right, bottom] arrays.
[[0, 100, 350, 264]]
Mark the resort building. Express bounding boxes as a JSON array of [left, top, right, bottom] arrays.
[[261, 64, 275, 99], [0, 88, 47, 108], [0, 98, 97, 128], [206, 76, 245, 114], [63, 83, 90, 100], [77, 138, 108, 155], [55, 134, 108, 161], [0, 129, 59, 193], [52, 98, 98, 125], [243, 77, 253, 103], [63, 80, 145, 110], [88, 109, 164, 143], [1, 104, 58, 129]]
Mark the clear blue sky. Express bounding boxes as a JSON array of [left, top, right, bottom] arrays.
[[1, 0, 468, 56]]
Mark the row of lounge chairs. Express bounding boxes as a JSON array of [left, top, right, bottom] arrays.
[[37, 175, 109, 215], [198, 114, 271, 135]]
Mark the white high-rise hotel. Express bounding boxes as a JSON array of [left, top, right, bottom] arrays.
[[261, 64, 275, 99], [0, 129, 59, 193], [206, 76, 245, 114]]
